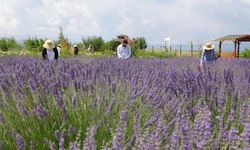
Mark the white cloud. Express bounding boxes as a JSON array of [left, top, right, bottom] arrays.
[[0, 0, 250, 43]]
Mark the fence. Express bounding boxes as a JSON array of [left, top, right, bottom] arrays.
[[147, 42, 250, 57], [147, 42, 202, 57]]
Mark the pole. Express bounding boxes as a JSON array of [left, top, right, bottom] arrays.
[[234, 41, 237, 58], [169, 41, 171, 52], [191, 41, 193, 56], [219, 41, 222, 58], [237, 41, 240, 58], [180, 45, 182, 57]]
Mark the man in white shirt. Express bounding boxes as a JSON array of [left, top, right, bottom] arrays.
[[117, 39, 131, 59]]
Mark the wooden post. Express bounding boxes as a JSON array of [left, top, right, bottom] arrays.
[[237, 41, 240, 58], [234, 41, 237, 58], [191, 41, 193, 56], [180, 45, 182, 57], [219, 41, 222, 57]]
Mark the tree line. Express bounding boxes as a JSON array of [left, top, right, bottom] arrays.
[[0, 28, 148, 56]]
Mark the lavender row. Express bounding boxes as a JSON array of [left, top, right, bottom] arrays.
[[0, 56, 250, 149]]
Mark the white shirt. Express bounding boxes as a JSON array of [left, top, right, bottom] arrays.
[[47, 49, 55, 61], [57, 47, 61, 56], [117, 44, 131, 59]]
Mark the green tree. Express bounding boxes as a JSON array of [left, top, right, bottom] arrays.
[[24, 37, 45, 52], [82, 36, 105, 52], [58, 27, 71, 56], [101, 40, 119, 52], [0, 37, 20, 52], [135, 37, 147, 50]]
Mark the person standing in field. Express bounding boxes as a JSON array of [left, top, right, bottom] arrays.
[[117, 39, 132, 59], [57, 44, 62, 56], [87, 45, 94, 52], [42, 40, 59, 61], [200, 42, 217, 66], [73, 44, 79, 56]]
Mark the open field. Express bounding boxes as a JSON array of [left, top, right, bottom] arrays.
[[0, 56, 250, 149]]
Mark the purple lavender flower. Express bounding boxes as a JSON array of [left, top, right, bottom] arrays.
[[12, 131, 25, 150], [59, 130, 66, 150], [83, 126, 96, 150], [69, 142, 80, 150], [68, 125, 78, 135], [228, 128, 240, 148], [193, 105, 213, 149], [0, 113, 5, 124], [242, 122, 250, 148], [16, 99, 29, 116], [112, 107, 128, 149], [33, 104, 48, 119], [106, 97, 115, 114], [111, 82, 116, 95]]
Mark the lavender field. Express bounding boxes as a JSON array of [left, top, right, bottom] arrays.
[[0, 56, 250, 149]]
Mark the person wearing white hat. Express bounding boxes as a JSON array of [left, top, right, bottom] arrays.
[[73, 44, 79, 56], [200, 42, 217, 66], [42, 39, 59, 61]]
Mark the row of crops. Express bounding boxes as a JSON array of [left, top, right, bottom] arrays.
[[0, 56, 250, 149]]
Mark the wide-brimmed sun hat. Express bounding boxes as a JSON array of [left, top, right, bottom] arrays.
[[73, 44, 78, 48], [203, 42, 215, 50], [43, 40, 55, 49]]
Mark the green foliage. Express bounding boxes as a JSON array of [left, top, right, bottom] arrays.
[[75, 42, 85, 50], [130, 37, 148, 56], [24, 37, 45, 52], [58, 27, 72, 56], [241, 48, 250, 58], [134, 37, 147, 50], [133, 49, 177, 58], [0, 37, 21, 52], [82, 36, 105, 52], [101, 40, 119, 52]]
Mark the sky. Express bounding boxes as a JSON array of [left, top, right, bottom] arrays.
[[0, 0, 250, 45]]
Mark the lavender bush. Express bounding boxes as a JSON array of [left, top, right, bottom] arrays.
[[0, 56, 250, 149]]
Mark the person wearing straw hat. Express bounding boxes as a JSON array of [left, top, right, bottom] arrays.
[[73, 44, 79, 56], [42, 39, 59, 61], [200, 42, 217, 66], [117, 38, 132, 59]]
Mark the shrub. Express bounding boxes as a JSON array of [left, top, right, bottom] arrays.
[[241, 48, 250, 58], [101, 40, 119, 52], [24, 37, 45, 52], [0, 37, 21, 52], [134, 37, 147, 50], [82, 36, 105, 52], [134, 49, 176, 58]]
